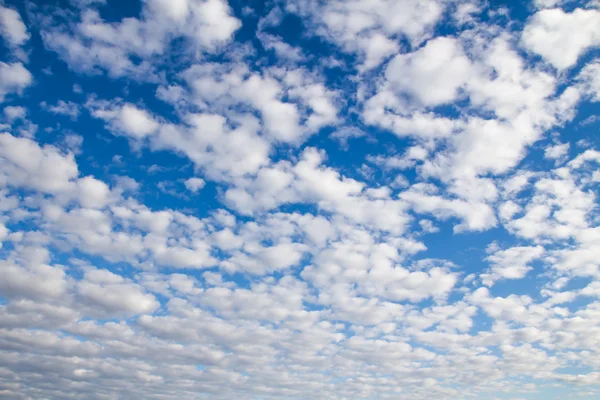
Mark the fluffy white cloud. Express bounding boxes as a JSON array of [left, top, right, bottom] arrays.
[[0, 4, 29, 47], [291, 0, 444, 68], [76, 268, 159, 317], [3, 105, 26, 121], [545, 142, 570, 160], [0, 62, 32, 101], [92, 103, 159, 138], [77, 176, 111, 209], [179, 63, 338, 144], [578, 61, 600, 101], [358, 32, 399, 71], [118, 104, 159, 137], [385, 37, 471, 107], [224, 148, 412, 234], [0, 133, 78, 195], [400, 183, 497, 232], [0, 248, 69, 301], [184, 177, 205, 193], [42, 0, 241, 78], [480, 245, 545, 286], [154, 114, 271, 179], [522, 8, 600, 70]]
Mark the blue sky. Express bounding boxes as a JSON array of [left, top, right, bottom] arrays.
[[1, 0, 600, 399]]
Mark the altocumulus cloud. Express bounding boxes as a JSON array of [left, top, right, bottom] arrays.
[[1, 0, 600, 399]]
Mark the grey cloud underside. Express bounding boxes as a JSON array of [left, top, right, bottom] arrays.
[[2, 0, 600, 399]]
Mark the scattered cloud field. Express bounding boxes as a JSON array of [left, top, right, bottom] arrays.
[[1, 0, 600, 399]]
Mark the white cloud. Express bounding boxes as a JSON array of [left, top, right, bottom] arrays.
[[184, 177, 205, 193], [578, 60, 600, 101], [222, 242, 306, 275], [544, 142, 570, 161], [77, 176, 111, 209], [118, 104, 159, 137], [42, 0, 241, 78], [385, 37, 471, 107], [318, 0, 443, 42], [155, 114, 271, 180], [480, 245, 545, 286], [77, 268, 159, 317], [42, 29, 153, 78], [359, 32, 399, 71], [3, 105, 26, 121], [92, 103, 159, 139], [179, 63, 338, 144], [43, 100, 80, 120], [0, 4, 29, 47], [291, 0, 444, 69], [259, 33, 306, 63], [363, 31, 575, 157], [223, 148, 413, 235], [152, 242, 216, 269], [92, 72, 337, 180], [63, 134, 84, 154], [0, 62, 32, 102], [522, 8, 600, 70], [424, 117, 545, 181], [568, 149, 600, 169], [533, 0, 565, 8], [0, 133, 79, 195], [362, 102, 460, 139], [0, 248, 69, 301], [399, 183, 497, 232]]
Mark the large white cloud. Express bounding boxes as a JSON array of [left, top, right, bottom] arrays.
[[385, 37, 472, 107], [0, 133, 78, 195], [76, 268, 159, 317], [522, 8, 600, 70], [0, 4, 29, 47]]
